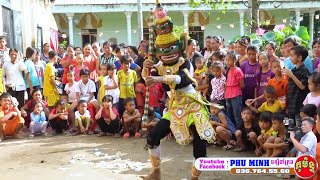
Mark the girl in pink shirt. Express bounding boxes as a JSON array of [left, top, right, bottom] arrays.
[[74, 53, 89, 82], [303, 72, 320, 107], [225, 52, 245, 126]]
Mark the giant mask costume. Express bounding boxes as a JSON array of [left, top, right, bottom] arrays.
[[142, 1, 215, 180]]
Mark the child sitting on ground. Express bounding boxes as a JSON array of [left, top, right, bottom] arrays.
[[256, 111, 275, 156], [247, 85, 284, 113], [263, 112, 288, 157], [48, 100, 69, 135], [0, 93, 24, 142], [29, 101, 48, 138], [232, 107, 261, 152], [122, 98, 142, 138], [95, 95, 120, 138], [209, 101, 236, 151], [141, 107, 161, 137], [73, 100, 92, 135], [194, 56, 209, 97]]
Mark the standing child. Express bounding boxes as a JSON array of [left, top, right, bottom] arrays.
[[73, 100, 92, 135], [194, 56, 209, 97], [74, 53, 89, 82], [48, 100, 69, 135], [117, 55, 138, 118], [209, 101, 236, 151], [33, 49, 46, 92], [303, 72, 320, 107], [29, 101, 48, 138], [104, 64, 120, 108], [64, 70, 77, 126], [210, 61, 226, 105], [43, 51, 60, 108], [233, 107, 261, 152], [225, 52, 245, 127], [122, 98, 142, 138], [97, 63, 108, 104], [256, 111, 274, 156], [95, 95, 120, 138], [135, 73, 146, 115], [264, 42, 278, 66], [254, 53, 274, 107], [241, 45, 261, 103], [283, 45, 311, 125]]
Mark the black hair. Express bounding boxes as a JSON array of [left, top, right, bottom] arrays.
[[212, 36, 222, 43], [264, 85, 276, 95], [188, 39, 196, 46], [115, 46, 121, 53], [74, 47, 81, 51], [194, 56, 205, 64], [226, 51, 237, 61], [309, 72, 320, 87], [79, 68, 90, 76], [111, 43, 118, 51], [100, 63, 108, 70], [120, 54, 132, 64], [300, 104, 317, 118], [55, 100, 66, 107], [205, 36, 212, 40], [271, 112, 285, 123], [34, 48, 40, 55], [25, 47, 35, 59], [312, 38, 320, 48], [48, 51, 57, 59], [210, 51, 226, 61], [259, 111, 273, 123], [247, 45, 259, 53], [283, 36, 300, 46], [77, 99, 87, 106], [291, 45, 308, 62], [43, 43, 49, 47], [128, 46, 139, 56], [0, 92, 12, 100], [211, 61, 224, 71], [9, 48, 18, 54], [60, 92, 68, 97], [31, 88, 42, 96], [83, 43, 91, 48], [124, 98, 135, 106], [102, 41, 112, 48], [236, 36, 250, 47], [106, 63, 115, 71], [0, 36, 7, 41], [241, 106, 253, 114], [317, 106, 320, 119], [265, 41, 277, 50], [147, 107, 155, 116], [32, 100, 43, 110], [102, 95, 113, 103]]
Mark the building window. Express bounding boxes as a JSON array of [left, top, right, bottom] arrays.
[[81, 29, 97, 47], [189, 26, 204, 49], [2, 6, 13, 48]]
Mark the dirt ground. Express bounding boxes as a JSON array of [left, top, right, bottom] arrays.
[[0, 133, 282, 180]]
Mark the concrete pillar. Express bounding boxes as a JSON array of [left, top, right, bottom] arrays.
[[182, 11, 189, 33], [125, 11, 132, 45], [295, 9, 300, 28], [66, 13, 74, 45], [239, 10, 245, 36], [309, 10, 315, 47]]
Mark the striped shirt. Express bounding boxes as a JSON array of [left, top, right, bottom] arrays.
[[98, 53, 118, 65]]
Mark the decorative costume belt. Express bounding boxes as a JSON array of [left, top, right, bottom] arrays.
[[162, 91, 216, 145]]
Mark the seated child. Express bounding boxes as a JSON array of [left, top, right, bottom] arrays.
[[141, 107, 161, 137], [122, 98, 142, 138], [95, 95, 120, 138], [0, 93, 24, 141], [209, 101, 236, 151], [194, 56, 209, 97], [247, 85, 284, 113], [233, 107, 261, 152], [21, 88, 50, 127], [263, 112, 288, 157], [300, 104, 320, 142], [48, 100, 69, 135], [29, 101, 48, 138], [73, 100, 92, 135], [256, 111, 275, 156]]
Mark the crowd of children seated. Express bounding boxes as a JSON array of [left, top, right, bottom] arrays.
[[1, 35, 320, 179]]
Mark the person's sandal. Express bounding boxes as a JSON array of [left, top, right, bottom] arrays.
[[114, 133, 120, 138], [223, 144, 234, 151], [234, 146, 246, 152], [123, 132, 130, 139], [88, 131, 94, 135], [135, 132, 141, 138], [97, 132, 106, 137]]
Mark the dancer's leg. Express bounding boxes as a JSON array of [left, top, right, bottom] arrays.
[[190, 125, 207, 180], [143, 119, 171, 180]]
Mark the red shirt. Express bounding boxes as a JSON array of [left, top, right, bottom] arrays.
[[50, 108, 68, 121], [146, 83, 164, 108], [135, 83, 146, 107], [101, 107, 119, 120], [25, 99, 48, 111], [61, 56, 77, 84]]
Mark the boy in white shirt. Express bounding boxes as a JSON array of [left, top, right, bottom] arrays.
[[64, 70, 77, 126], [290, 117, 317, 157], [72, 100, 92, 135]]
